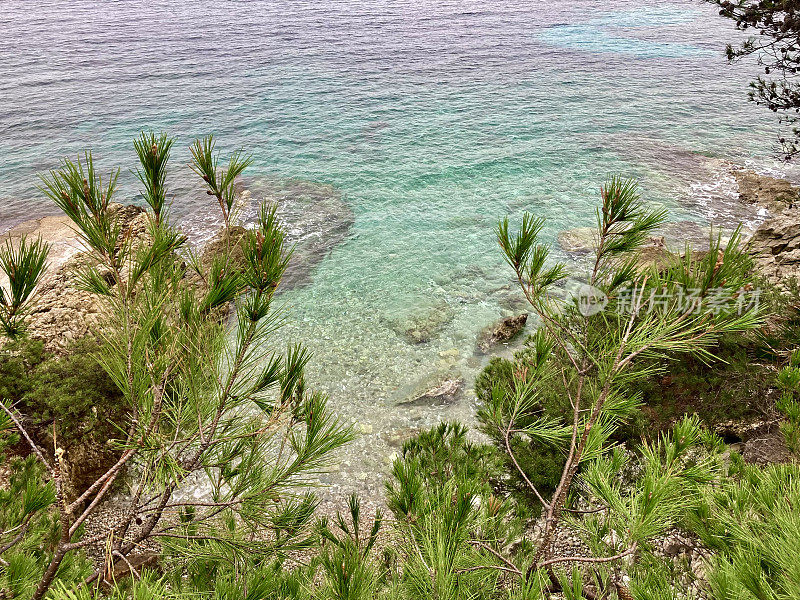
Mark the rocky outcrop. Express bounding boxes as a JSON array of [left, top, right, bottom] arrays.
[[748, 206, 800, 286], [477, 314, 528, 353], [1, 204, 149, 353], [399, 377, 463, 407], [733, 170, 800, 285], [734, 169, 799, 213]]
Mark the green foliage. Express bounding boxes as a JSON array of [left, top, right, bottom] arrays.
[[20, 337, 126, 444], [777, 349, 800, 454], [634, 334, 770, 431], [0, 336, 45, 407], [0, 336, 126, 494], [688, 461, 800, 600], [385, 422, 529, 600], [575, 417, 723, 551], [39, 153, 121, 266], [475, 356, 514, 405], [0, 456, 92, 598], [3, 146, 797, 600], [478, 175, 763, 595], [133, 131, 173, 224], [316, 494, 384, 600], [475, 337, 571, 506], [0, 235, 50, 339], [190, 135, 253, 229], [380, 417, 729, 599], [1, 133, 353, 600]]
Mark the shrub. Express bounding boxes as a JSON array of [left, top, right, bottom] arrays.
[[0, 336, 126, 496]]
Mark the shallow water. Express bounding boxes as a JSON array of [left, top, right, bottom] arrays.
[[1, 0, 797, 499]]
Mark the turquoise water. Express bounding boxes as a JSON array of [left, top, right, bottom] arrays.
[[1, 0, 793, 495]]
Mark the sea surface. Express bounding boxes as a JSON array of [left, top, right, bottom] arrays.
[[1, 0, 795, 499]]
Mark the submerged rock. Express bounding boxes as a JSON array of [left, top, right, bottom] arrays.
[[557, 227, 596, 254], [398, 376, 464, 407], [237, 178, 355, 290], [477, 314, 528, 353], [386, 300, 455, 344]]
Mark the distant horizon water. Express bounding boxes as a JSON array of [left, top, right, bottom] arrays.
[[1, 0, 794, 497]]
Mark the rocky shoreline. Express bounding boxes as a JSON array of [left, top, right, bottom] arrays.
[[557, 167, 800, 285]]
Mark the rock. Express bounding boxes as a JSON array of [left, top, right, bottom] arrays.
[[713, 418, 766, 443], [558, 227, 596, 254], [107, 552, 159, 583], [477, 314, 528, 352], [199, 225, 248, 274], [661, 533, 693, 558], [748, 206, 800, 285], [715, 419, 793, 465], [239, 178, 355, 290], [380, 427, 420, 448], [405, 378, 463, 406], [634, 238, 671, 270], [0, 204, 149, 353], [734, 169, 800, 213], [660, 221, 729, 253], [395, 370, 464, 406], [417, 379, 464, 403], [386, 300, 455, 344]]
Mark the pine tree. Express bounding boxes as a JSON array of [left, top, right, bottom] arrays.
[[0, 133, 352, 599]]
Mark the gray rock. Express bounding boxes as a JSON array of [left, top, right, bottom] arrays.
[[402, 378, 463, 407], [748, 206, 800, 286], [477, 314, 528, 352], [395, 370, 464, 406], [734, 169, 799, 213]]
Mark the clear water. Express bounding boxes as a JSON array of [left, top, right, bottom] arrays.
[[1, 0, 793, 499]]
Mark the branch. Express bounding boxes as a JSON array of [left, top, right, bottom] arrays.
[[455, 564, 523, 577], [503, 424, 550, 508], [0, 402, 53, 472], [468, 540, 522, 576], [0, 514, 32, 556], [538, 544, 637, 569]]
